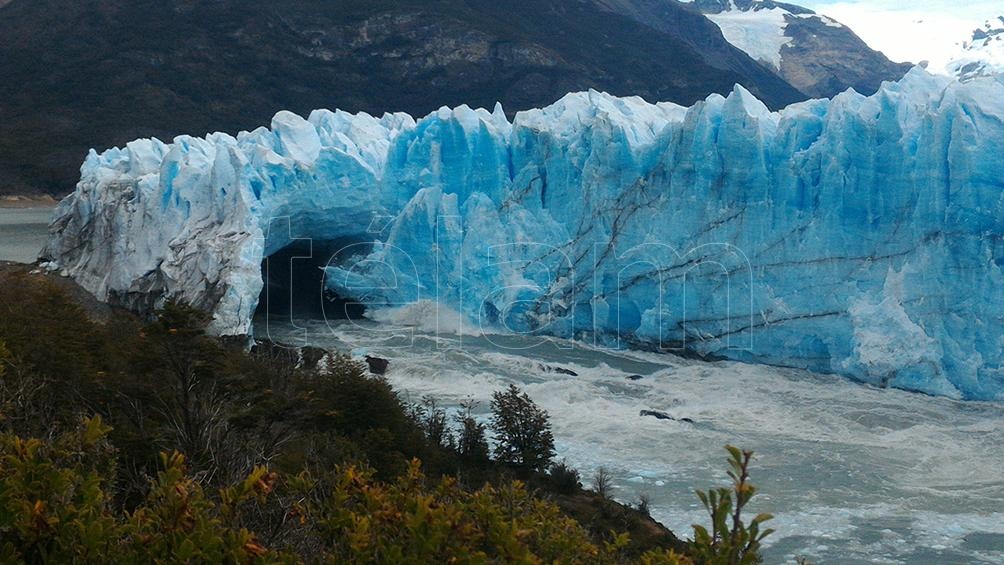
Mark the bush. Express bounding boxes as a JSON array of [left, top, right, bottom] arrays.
[[292, 460, 619, 563], [0, 275, 113, 438], [489, 384, 555, 472], [0, 417, 294, 563], [0, 275, 735, 563], [0, 419, 696, 564], [548, 459, 582, 494], [690, 446, 774, 565], [0, 339, 8, 376], [637, 493, 652, 517]]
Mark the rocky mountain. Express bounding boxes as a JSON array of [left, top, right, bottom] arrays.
[[685, 0, 912, 99], [0, 0, 808, 196], [0, 0, 914, 197], [945, 17, 1004, 82]]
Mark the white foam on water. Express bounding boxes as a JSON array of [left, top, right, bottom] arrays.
[[261, 318, 1004, 563], [368, 300, 476, 336]]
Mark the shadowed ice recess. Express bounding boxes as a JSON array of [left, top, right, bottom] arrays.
[[260, 316, 1004, 564], [43, 67, 1004, 399]]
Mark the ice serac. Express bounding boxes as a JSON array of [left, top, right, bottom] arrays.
[[43, 68, 1004, 400]]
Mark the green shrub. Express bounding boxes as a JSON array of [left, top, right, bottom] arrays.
[[548, 459, 582, 495], [0, 338, 8, 377], [636, 493, 652, 517], [690, 446, 774, 565], [411, 396, 455, 450], [0, 276, 761, 564], [489, 384, 555, 472], [290, 460, 608, 563], [0, 417, 293, 563], [0, 275, 113, 437], [0, 418, 694, 564]]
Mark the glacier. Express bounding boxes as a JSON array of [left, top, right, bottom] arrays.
[[42, 67, 1004, 400]]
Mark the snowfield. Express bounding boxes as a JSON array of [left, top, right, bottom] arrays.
[[706, 5, 793, 70]]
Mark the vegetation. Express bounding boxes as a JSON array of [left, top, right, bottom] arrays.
[[0, 417, 688, 564], [0, 418, 289, 563], [548, 460, 582, 495], [489, 384, 556, 472], [454, 398, 491, 468], [593, 467, 615, 500], [690, 447, 774, 565], [0, 267, 774, 563]]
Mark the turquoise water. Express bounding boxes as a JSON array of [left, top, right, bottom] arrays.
[[0, 207, 53, 263], [260, 312, 1004, 564]]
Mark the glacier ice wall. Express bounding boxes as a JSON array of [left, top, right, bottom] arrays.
[[43, 68, 1004, 400]]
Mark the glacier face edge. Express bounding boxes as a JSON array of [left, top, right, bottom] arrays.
[[43, 68, 1004, 400]]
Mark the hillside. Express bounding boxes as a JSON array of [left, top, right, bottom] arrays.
[[0, 262, 701, 561], [0, 0, 806, 196]]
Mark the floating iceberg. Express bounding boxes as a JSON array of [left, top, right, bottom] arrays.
[[43, 68, 1004, 400]]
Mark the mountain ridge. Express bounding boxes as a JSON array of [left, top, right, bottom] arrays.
[[0, 0, 908, 196], [0, 0, 803, 196]]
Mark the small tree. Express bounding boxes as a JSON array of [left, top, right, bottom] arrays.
[[414, 396, 455, 449], [490, 384, 555, 472], [691, 446, 773, 565], [593, 466, 614, 500], [455, 399, 490, 466], [637, 493, 652, 517]]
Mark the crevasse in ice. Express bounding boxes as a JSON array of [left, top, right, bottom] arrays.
[[43, 68, 1004, 400]]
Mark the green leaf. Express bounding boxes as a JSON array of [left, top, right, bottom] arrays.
[[696, 490, 709, 509]]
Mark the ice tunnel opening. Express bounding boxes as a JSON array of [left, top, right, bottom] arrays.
[[255, 237, 370, 322]]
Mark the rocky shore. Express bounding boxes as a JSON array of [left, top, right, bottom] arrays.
[[0, 194, 57, 208]]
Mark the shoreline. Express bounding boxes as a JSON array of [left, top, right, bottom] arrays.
[[0, 194, 59, 209]]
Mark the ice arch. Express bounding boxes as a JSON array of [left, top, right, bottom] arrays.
[[42, 70, 1004, 399]]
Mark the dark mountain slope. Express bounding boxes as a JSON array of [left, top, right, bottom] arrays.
[[590, 0, 803, 91], [0, 0, 807, 196]]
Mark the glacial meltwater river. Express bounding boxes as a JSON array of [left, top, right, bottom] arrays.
[[260, 313, 1004, 564]]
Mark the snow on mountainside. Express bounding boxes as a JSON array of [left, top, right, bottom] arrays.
[[42, 68, 1004, 401], [698, 0, 808, 70], [686, 0, 912, 98], [945, 17, 1004, 81]]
